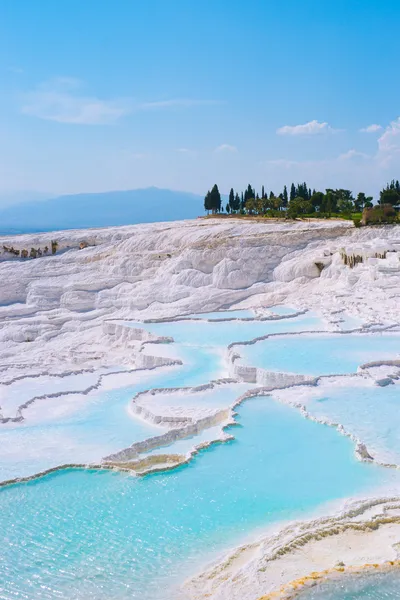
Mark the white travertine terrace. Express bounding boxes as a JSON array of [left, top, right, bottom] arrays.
[[1, 218, 400, 597], [1, 218, 399, 385], [0, 218, 399, 463], [183, 497, 400, 600]]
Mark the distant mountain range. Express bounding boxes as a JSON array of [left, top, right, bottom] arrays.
[[0, 187, 204, 234]]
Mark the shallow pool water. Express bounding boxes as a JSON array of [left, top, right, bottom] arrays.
[[0, 337, 234, 481], [297, 381, 400, 465], [2, 309, 400, 600], [269, 305, 299, 315], [239, 332, 400, 375], [296, 569, 400, 599], [0, 369, 110, 419], [131, 311, 325, 348], [0, 397, 391, 600]]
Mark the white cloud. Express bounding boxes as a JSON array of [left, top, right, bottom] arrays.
[[21, 78, 221, 125], [377, 117, 400, 152], [214, 144, 238, 153], [338, 149, 370, 160], [277, 120, 338, 136], [360, 123, 382, 133], [22, 78, 131, 125]]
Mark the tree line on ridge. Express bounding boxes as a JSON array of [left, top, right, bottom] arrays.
[[204, 180, 400, 223]]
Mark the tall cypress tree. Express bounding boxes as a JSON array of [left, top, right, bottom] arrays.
[[290, 183, 296, 201], [244, 184, 253, 204], [204, 191, 211, 214], [210, 184, 221, 213], [282, 185, 288, 208], [229, 188, 235, 212], [261, 185, 265, 199], [234, 193, 240, 211]]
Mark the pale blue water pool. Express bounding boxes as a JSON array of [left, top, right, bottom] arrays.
[[269, 305, 299, 315], [296, 570, 400, 598], [2, 310, 400, 600], [131, 311, 324, 348], [0, 397, 391, 600], [0, 345, 226, 481], [299, 382, 400, 465], [239, 332, 400, 375]]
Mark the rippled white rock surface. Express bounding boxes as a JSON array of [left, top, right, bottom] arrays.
[[1, 218, 400, 600], [0, 218, 398, 385]]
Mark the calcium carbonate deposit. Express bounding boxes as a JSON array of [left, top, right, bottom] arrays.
[[1, 218, 400, 600]]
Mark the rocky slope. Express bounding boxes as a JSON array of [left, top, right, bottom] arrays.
[[1, 218, 399, 385]]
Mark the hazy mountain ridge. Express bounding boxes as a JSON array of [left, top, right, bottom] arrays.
[[0, 187, 203, 233]]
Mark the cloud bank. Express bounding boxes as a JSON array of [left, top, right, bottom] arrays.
[[360, 124, 382, 133], [21, 78, 220, 125], [277, 120, 338, 136]]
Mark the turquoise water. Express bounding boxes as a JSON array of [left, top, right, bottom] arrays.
[[239, 333, 400, 375], [297, 570, 400, 598], [0, 346, 226, 481], [301, 383, 400, 465], [269, 305, 299, 315], [2, 310, 400, 600], [0, 397, 389, 600], [1, 312, 323, 481], [131, 311, 324, 347]]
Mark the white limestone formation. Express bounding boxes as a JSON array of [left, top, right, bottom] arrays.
[[2, 218, 400, 597], [1, 218, 399, 385], [183, 497, 400, 600]]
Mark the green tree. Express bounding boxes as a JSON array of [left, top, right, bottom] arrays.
[[244, 184, 254, 205], [354, 192, 366, 212], [287, 197, 312, 218], [229, 188, 235, 212], [282, 185, 288, 208], [290, 183, 296, 201], [204, 191, 212, 214], [336, 189, 354, 214], [380, 181, 400, 207], [246, 197, 256, 214], [256, 197, 264, 214], [273, 196, 283, 211], [226, 203, 230, 213], [310, 191, 324, 211], [324, 189, 340, 214], [209, 184, 221, 213]]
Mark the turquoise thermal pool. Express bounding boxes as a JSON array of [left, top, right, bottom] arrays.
[[0, 344, 227, 482], [0, 397, 392, 600], [129, 310, 323, 347], [1, 309, 400, 600], [237, 332, 400, 375], [283, 381, 400, 465]]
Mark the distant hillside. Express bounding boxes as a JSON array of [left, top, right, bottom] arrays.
[[0, 188, 203, 233]]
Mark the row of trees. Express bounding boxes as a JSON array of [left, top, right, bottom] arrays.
[[204, 180, 400, 218]]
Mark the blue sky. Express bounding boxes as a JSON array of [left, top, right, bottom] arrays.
[[1, 0, 400, 203]]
